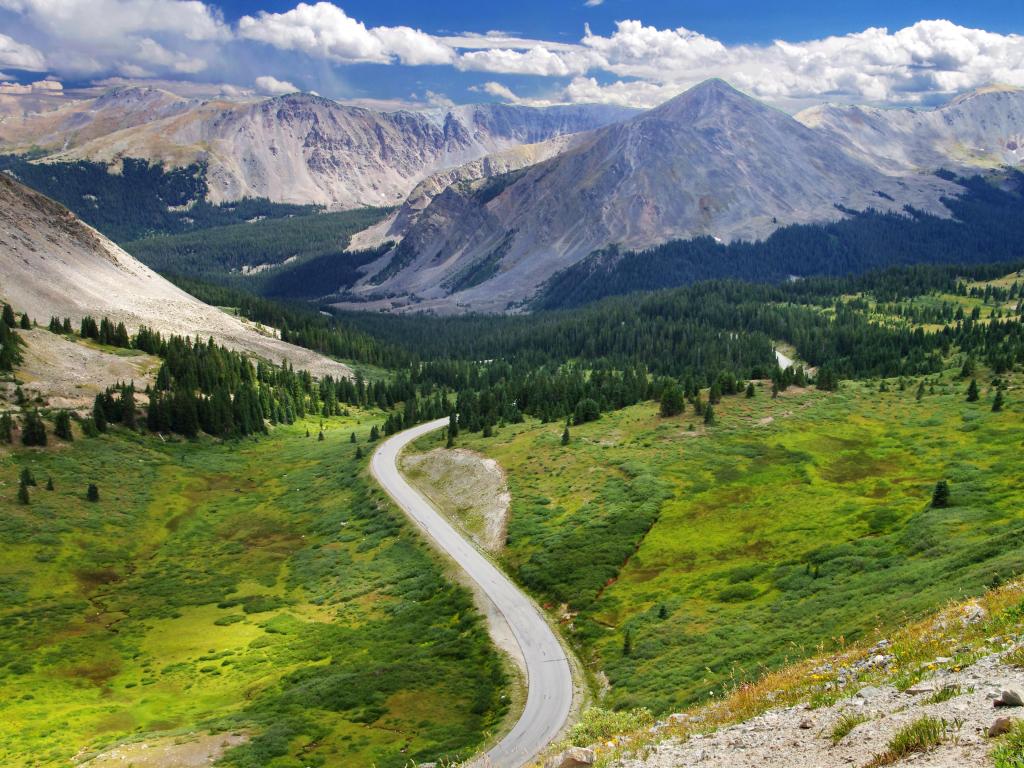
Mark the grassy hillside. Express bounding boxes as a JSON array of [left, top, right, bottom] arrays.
[[420, 361, 1022, 715], [0, 414, 508, 767]]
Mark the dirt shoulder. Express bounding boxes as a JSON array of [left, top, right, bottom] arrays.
[[400, 447, 510, 552]]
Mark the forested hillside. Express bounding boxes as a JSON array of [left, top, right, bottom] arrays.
[[126, 210, 389, 288], [0, 155, 320, 241]]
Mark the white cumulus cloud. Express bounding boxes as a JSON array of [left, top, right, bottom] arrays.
[[238, 2, 453, 65], [0, 32, 45, 71], [255, 74, 298, 95]]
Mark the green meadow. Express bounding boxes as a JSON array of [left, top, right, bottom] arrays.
[[436, 365, 1023, 714], [0, 414, 508, 767]]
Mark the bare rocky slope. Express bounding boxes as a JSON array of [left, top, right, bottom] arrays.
[[346, 79, 970, 313], [0, 173, 350, 378], [543, 583, 1024, 768], [796, 84, 1024, 175], [0, 87, 633, 209]]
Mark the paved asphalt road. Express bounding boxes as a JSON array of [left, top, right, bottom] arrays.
[[371, 418, 574, 768]]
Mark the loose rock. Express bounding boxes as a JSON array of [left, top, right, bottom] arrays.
[[545, 746, 596, 768]]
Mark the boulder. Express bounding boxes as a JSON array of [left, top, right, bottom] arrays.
[[988, 717, 1016, 737], [544, 747, 596, 768], [995, 689, 1024, 708]]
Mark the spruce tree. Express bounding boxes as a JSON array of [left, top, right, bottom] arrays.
[[622, 629, 632, 657], [20, 467, 36, 486], [966, 378, 979, 402], [19, 313, 31, 330], [86, 483, 100, 502], [448, 411, 459, 439], [992, 388, 1005, 412], [17, 483, 29, 505], [0, 412, 11, 443], [21, 409, 47, 446], [703, 403, 715, 426], [659, 384, 684, 417], [46, 476, 54, 491], [350, 431, 356, 443], [915, 381, 925, 401], [561, 426, 570, 445], [745, 382, 755, 398], [92, 395, 108, 432], [2, 304, 15, 328], [54, 410, 73, 441], [355, 446, 363, 459], [931, 480, 950, 508], [318, 430, 325, 441]]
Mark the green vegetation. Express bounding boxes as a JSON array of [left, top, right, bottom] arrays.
[[0, 414, 508, 767], [992, 719, 1024, 768], [0, 155, 321, 241], [924, 685, 962, 704], [866, 716, 952, 766], [435, 358, 1022, 714], [829, 712, 869, 744], [563, 708, 653, 748], [533, 172, 1024, 308], [124, 209, 389, 289]]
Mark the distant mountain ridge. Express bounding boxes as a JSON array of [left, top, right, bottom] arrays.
[[0, 87, 635, 209], [346, 79, 1009, 313]]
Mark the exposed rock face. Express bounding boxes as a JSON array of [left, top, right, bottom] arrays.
[[0, 87, 633, 209], [0, 86, 193, 152], [0, 173, 350, 379], [796, 85, 1024, 174], [348, 79, 967, 313]]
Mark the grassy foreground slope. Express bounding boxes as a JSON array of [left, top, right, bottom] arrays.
[[434, 365, 1022, 714], [0, 414, 507, 767]]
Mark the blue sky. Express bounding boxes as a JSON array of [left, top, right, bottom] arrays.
[[1, 0, 1022, 110]]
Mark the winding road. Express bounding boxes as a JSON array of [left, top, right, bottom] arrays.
[[370, 418, 574, 768]]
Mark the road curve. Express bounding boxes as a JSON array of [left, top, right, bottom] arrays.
[[370, 418, 573, 768]]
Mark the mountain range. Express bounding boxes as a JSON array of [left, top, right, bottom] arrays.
[[0, 86, 633, 209], [340, 80, 1023, 313]]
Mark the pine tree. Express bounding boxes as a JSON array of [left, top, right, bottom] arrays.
[[21, 409, 47, 446], [86, 483, 100, 502], [561, 426, 570, 445], [369, 425, 380, 442], [318, 430, 325, 441], [46, 476, 54, 491], [915, 381, 925, 401], [446, 430, 455, 448], [0, 412, 11, 443], [17, 483, 29, 505], [703, 403, 715, 426], [658, 605, 668, 620], [622, 629, 632, 657], [355, 446, 363, 459], [931, 480, 950, 508], [745, 382, 755, 398], [93, 394, 108, 432], [54, 410, 73, 441], [2, 304, 15, 328], [19, 313, 31, 330], [966, 378, 979, 402], [20, 467, 36, 486], [350, 431, 356, 443], [659, 384, 684, 417], [992, 388, 1005, 412]]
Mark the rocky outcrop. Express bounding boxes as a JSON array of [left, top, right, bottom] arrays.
[[796, 84, 1024, 174]]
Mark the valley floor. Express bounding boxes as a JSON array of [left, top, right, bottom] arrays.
[[0, 413, 509, 768]]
